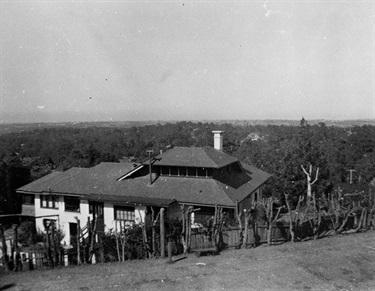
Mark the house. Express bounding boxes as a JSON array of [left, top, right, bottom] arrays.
[[17, 131, 271, 246]]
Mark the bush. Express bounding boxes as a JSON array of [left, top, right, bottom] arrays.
[[18, 220, 40, 246]]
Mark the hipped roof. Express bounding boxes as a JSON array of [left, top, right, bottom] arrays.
[[18, 149, 272, 208], [151, 146, 238, 168]]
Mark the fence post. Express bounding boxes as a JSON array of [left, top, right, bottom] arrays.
[[167, 239, 172, 263], [51, 225, 58, 266], [64, 251, 69, 267], [160, 208, 165, 258], [12, 224, 21, 271]]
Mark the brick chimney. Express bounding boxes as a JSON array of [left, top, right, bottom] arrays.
[[212, 131, 224, 152]]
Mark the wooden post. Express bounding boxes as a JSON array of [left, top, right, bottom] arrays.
[[167, 239, 172, 263], [160, 208, 165, 258], [120, 221, 125, 262], [187, 206, 194, 251], [151, 207, 156, 256], [115, 221, 121, 262], [267, 198, 273, 245], [0, 224, 11, 271], [242, 210, 249, 249], [12, 224, 21, 271], [75, 217, 81, 266], [89, 218, 97, 263], [98, 234, 104, 263], [180, 204, 187, 253], [51, 224, 58, 266], [43, 220, 54, 268]]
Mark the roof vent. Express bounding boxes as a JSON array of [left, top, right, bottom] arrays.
[[212, 131, 224, 152]]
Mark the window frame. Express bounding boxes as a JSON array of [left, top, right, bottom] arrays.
[[114, 205, 135, 222], [64, 196, 81, 212], [40, 195, 58, 209], [23, 194, 35, 205]]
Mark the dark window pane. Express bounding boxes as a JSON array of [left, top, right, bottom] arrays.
[[65, 196, 80, 212], [197, 168, 206, 177], [161, 166, 169, 175], [23, 194, 35, 205], [170, 166, 178, 176], [179, 167, 186, 176], [187, 167, 196, 177]]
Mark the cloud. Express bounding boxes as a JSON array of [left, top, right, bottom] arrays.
[[37, 105, 45, 109]]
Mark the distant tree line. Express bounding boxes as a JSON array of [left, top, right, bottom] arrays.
[[1, 120, 375, 214]]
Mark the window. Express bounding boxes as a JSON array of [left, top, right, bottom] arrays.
[[161, 166, 169, 176], [114, 206, 135, 221], [170, 166, 178, 176], [43, 219, 56, 230], [178, 167, 186, 176], [187, 167, 196, 177], [40, 195, 58, 209], [197, 167, 206, 177], [64, 196, 80, 212], [23, 194, 35, 205]]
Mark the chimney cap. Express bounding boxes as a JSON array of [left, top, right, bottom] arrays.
[[212, 130, 224, 134]]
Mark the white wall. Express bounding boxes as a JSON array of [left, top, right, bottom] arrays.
[[104, 204, 146, 233], [34, 195, 146, 246], [35, 195, 92, 246]]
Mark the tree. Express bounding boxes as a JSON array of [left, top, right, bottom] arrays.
[[0, 155, 31, 214], [301, 165, 319, 202]]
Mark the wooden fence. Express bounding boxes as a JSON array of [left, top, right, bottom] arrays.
[[190, 224, 290, 251], [0, 247, 68, 271]]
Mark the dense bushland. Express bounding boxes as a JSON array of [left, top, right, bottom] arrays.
[[1, 120, 375, 214]]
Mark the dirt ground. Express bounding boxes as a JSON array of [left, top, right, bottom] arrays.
[[1, 231, 375, 291]]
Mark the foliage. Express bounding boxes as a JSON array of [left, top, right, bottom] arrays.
[[1, 120, 375, 212], [17, 220, 42, 246]]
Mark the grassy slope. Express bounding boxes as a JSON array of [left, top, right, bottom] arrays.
[[1, 231, 375, 290]]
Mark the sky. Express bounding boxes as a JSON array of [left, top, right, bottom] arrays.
[[0, 1, 374, 123]]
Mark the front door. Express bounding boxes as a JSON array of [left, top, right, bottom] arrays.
[[69, 222, 77, 245]]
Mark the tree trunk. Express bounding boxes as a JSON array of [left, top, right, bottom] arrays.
[[0, 224, 11, 271], [301, 165, 319, 202], [12, 225, 21, 271], [337, 209, 354, 233], [355, 208, 366, 232]]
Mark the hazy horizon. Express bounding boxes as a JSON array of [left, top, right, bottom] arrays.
[[1, 1, 374, 123]]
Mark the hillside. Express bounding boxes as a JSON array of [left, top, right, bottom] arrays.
[[1, 231, 375, 290]]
